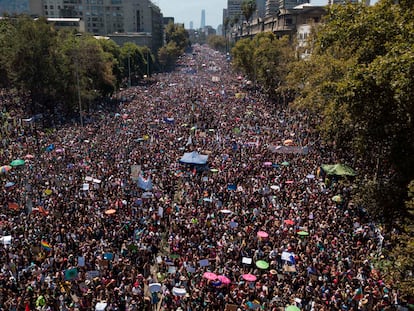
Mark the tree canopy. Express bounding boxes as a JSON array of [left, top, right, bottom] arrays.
[[0, 16, 156, 118]]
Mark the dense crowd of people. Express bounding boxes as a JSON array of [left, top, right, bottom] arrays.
[[0, 45, 397, 311]]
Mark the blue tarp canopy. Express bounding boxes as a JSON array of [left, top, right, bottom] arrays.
[[179, 151, 208, 165]]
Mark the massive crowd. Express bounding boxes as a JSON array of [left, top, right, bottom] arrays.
[[0, 45, 397, 311]]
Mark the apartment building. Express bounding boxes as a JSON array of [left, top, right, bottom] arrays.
[[28, 0, 163, 51]]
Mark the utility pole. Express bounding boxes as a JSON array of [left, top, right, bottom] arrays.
[[128, 54, 131, 87], [75, 33, 83, 127]]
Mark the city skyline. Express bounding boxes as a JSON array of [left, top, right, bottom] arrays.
[[156, 0, 345, 29]]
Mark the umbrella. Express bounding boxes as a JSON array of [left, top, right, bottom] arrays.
[[263, 162, 272, 167], [104, 209, 116, 215], [332, 195, 343, 203], [270, 185, 280, 191], [306, 174, 315, 179], [242, 274, 257, 282], [210, 168, 219, 173], [149, 283, 162, 293], [220, 209, 232, 214], [24, 154, 35, 160], [212, 280, 222, 287], [44, 189, 52, 195], [172, 287, 187, 296], [55, 148, 64, 153], [0, 165, 12, 174], [297, 231, 309, 236], [283, 139, 294, 146], [203, 272, 218, 281], [142, 192, 153, 199], [217, 275, 231, 285], [257, 231, 269, 238], [5, 182, 15, 188], [286, 306, 300, 311], [10, 159, 25, 167], [281, 161, 290, 166], [284, 219, 295, 225], [256, 260, 269, 269]]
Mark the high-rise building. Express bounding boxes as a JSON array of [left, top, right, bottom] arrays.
[[200, 9, 206, 28], [28, 0, 164, 51], [331, 0, 358, 3], [227, 0, 243, 22], [189, 21, 194, 29], [279, 0, 310, 10], [265, 0, 278, 17], [256, 0, 266, 19]]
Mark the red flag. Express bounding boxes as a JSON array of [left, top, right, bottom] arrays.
[[8, 202, 20, 211], [38, 206, 49, 216]]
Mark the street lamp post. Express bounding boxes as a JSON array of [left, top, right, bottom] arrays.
[[146, 51, 150, 78], [128, 53, 131, 88], [75, 33, 83, 127]]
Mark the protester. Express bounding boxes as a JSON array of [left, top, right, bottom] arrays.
[[0, 45, 393, 311]]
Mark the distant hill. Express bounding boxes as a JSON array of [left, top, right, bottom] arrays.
[[0, 0, 29, 15]]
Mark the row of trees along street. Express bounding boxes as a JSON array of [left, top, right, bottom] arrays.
[[229, 0, 414, 299], [0, 16, 190, 119]]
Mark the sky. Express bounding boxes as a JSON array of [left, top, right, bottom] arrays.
[[155, 0, 330, 30]]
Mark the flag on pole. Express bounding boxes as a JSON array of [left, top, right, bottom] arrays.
[[41, 240, 52, 251]]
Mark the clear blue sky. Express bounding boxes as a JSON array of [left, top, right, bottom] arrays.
[[156, 0, 331, 29]]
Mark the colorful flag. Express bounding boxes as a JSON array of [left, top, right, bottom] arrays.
[[138, 174, 152, 191], [8, 202, 20, 211], [352, 288, 363, 301], [64, 268, 78, 281], [41, 240, 52, 251]]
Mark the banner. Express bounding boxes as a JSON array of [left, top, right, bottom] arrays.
[[138, 174, 152, 191], [130, 165, 141, 182], [268, 145, 309, 155]]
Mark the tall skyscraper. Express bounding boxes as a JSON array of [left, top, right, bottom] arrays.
[[265, 0, 278, 17], [227, 0, 243, 22], [279, 0, 310, 9], [189, 21, 194, 30], [256, 0, 266, 19], [200, 9, 206, 28]]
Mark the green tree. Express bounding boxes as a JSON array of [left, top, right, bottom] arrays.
[[7, 16, 62, 114], [231, 33, 295, 101], [120, 42, 146, 86], [0, 18, 16, 88], [58, 32, 115, 114], [158, 41, 181, 71], [165, 22, 190, 53], [97, 38, 122, 89], [287, 1, 414, 223], [241, 0, 257, 34], [231, 37, 254, 78], [207, 35, 227, 52]]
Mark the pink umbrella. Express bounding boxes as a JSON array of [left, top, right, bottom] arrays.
[[242, 274, 257, 282], [263, 162, 272, 167], [203, 272, 218, 281], [257, 231, 269, 238], [24, 154, 34, 160], [284, 219, 295, 225], [218, 275, 231, 285]]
